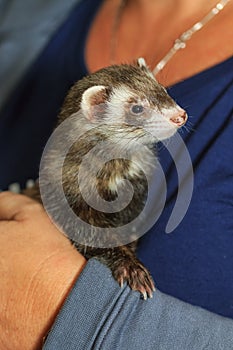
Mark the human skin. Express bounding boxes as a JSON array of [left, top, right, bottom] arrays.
[[85, 0, 233, 86], [0, 192, 86, 350]]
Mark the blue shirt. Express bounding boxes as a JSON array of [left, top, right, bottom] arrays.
[[139, 57, 233, 318], [1, 0, 233, 319]]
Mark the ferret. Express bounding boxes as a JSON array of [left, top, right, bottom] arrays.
[[26, 58, 187, 300]]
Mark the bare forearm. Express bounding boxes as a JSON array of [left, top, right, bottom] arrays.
[[0, 192, 86, 349]]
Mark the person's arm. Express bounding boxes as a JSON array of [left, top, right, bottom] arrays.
[[44, 258, 233, 350], [0, 192, 86, 350], [0, 192, 233, 350]]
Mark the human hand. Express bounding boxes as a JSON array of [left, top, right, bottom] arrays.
[[0, 192, 86, 350]]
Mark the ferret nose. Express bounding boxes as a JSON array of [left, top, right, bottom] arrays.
[[170, 110, 187, 127]]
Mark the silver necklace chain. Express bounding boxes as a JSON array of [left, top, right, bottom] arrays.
[[153, 0, 231, 75], [111, 0, 231, 76]]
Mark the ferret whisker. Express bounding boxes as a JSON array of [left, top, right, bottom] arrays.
[[184, 121, 196, 133]]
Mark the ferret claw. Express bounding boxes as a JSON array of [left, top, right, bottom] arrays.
[[142, 291, 148, 300], [113, 260, 155, 300], [119, 278, 124, 288]]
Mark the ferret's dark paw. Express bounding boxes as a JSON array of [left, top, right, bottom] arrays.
[[112, 261, 155, 300]]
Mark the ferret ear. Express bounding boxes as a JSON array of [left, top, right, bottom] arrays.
[[137, 57, 148, 69], [137, 57, 156, 80], [81, 85, 109, 121]]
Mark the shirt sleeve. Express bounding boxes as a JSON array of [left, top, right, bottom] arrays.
[[43, 258, 233, 350]]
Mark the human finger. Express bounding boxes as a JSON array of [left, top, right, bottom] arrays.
[[0, 191, 42, 221]]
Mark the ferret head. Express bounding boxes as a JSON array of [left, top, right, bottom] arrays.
[[59, 59, 187, 142]]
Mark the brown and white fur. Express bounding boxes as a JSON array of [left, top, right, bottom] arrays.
[[26, 59, 187, 299]]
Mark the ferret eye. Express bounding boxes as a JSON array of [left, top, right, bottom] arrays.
[[131, 104, 144, 115]]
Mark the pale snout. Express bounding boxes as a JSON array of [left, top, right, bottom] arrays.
[[169, 109, 188, 127]]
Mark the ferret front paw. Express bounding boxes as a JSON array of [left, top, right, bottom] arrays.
[[112, 259, 155, 300]]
